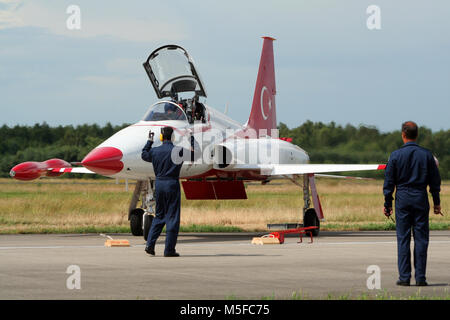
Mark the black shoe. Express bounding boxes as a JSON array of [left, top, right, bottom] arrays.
[[145, 246, 155, 256], [164, 252, 180, 257], [396, 280, 410, 286], [416, 281, 428, 286]]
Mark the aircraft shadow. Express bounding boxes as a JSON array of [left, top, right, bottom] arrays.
[[418, 283, 448, 287], [177, 235, 265, 244], [176, 254, 281, 258]]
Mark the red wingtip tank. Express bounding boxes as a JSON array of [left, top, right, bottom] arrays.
[[10, 158, 71, 181]]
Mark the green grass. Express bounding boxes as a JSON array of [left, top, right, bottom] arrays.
[[226, 289, 450, 300], [322, 222, 396, 231], [2, 221, 444, 234], [179, 224, 243, 233], [322, 221, 450, 231], [326, 289, 450, 300], [0, 225, 132, 234], [0, 224, 243, 234], [0, 178, 448, 234]]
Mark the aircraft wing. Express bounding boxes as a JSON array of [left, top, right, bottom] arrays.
[[226, 164, 386, 176], [10, 159, 96, 181], [49, 167, 95, 174]]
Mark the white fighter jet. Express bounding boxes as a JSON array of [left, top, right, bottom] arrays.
[[10, 37, 385, 238]]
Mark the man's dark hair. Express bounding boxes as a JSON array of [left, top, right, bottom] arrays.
[[402, 121, 418, 140], [162, 126, 173, 141]]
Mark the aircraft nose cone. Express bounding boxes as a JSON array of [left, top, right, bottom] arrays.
[[81, 147, 124, 175]]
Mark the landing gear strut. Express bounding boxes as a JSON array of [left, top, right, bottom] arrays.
[[128, 179, 155, 240]]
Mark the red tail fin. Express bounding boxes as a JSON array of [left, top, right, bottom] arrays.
[[247, 37, 277, 136]]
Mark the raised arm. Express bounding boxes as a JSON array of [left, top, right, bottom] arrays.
[[141, 131, 155, 163]]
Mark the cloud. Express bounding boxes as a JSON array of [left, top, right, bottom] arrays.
[[1, 0, 188, 42], [0, 0, 22, 4], [0, 9, 23, 29], [0, 0, 24, 29]]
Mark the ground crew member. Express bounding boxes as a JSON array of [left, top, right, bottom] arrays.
[[383, 121, 442, 286], [141, 126, 198, 257]]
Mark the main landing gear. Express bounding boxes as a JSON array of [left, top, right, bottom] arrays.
[[128, 179, 155, 240], [302, 174, 321, 236], [286, 174, 321, 237]]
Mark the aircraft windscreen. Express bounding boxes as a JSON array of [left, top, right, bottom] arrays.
[[142, 102, 187, 121], [149, 48, 198, 92]]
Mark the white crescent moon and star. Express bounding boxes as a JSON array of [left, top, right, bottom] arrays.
[[260, 86, 272, 120]]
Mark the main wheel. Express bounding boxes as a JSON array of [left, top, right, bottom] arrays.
[[303, 208, 320, 237], [129, 208, 144, 236], [143, 214, 154, 241]]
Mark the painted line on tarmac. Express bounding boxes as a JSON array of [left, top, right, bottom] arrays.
[[0, 240, 449, 251], [0, 245, 107, 250], [278, 240, 450, 246]]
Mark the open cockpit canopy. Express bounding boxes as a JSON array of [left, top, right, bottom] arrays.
[[143, 45, 207, 99]]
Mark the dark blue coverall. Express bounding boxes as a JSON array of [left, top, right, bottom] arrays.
[[141, 140, 185, 255], [141, 137, 197, 255], [383, 142, 441, 283]]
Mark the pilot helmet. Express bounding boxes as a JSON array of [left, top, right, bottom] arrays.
[[164, 103, 177, 113]]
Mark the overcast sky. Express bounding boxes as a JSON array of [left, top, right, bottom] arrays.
[[0, 0, 449, 132]]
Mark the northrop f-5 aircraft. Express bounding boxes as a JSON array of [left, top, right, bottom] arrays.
[[10, 37, 385, 238]]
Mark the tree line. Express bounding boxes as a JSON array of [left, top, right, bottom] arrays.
[[278, 121, 449, 179], [0, 121, 448, 179], [0, 122, 129, 179]]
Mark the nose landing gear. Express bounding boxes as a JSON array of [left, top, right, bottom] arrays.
[[128, 179, 155, 240]]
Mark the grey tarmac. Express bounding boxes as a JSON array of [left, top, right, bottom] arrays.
[[0, 231, 449, 299]]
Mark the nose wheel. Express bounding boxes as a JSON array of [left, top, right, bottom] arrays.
[[128, 179, 155, 239], [129, 208, 144, 236], [143, 214, 154, 241]]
